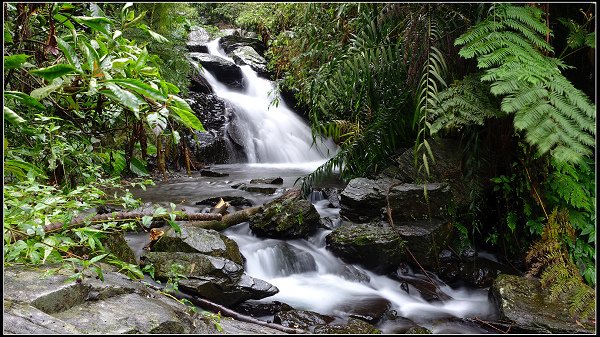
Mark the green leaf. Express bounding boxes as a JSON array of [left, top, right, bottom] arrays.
[[89, 253, 108, 264], [168, 219, 181, 234], [56, 37, 82, 72], [94, 266, 104, 281], [105, 78, 167, 102], [4, 106, 26, 124], [30, 78, 63, 100], [102, 83, 144, 115], [170, 105, 205, 131], [72, 16, 113, 37], [4, 54, 30, 70], [4, 30, 13, 44], [111, 150, 126, 175], [130, 157, 149, 176], [4, 91, 45, 110], [30, 64, 76, 81], [141, 215, 153, 227], [147, 29, 169, 43]]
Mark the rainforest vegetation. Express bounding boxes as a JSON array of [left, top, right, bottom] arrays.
[[3, 2, 596, 321]]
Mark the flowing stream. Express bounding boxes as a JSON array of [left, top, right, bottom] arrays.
[[132, 38, 499, 333]]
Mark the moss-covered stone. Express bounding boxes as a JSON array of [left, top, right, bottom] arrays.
[[325, 223, 405, 274], [405, 326, 432, 334], [313, 318, 381, 334], [152, 225, 244, 265]]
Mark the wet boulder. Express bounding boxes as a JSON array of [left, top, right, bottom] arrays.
[[234, 300, 294, 318], [143, 252, 278, 307], [395, 218, 453, 270], [240, 184, 279, 195], [200, 169, 229, 177], [152, 225, 244, 265], [187, 27, 210, 53], [313, 317, 381, 334], [196, 196, 254, 208], [274, 309, 335, 332], [335, 296, 392, 324], [231, 46, 269, 77], [438, 254, 521, 288], [188, 52, 243, 89], [219, 35, 267, 56], [250, 177, 283, 185], [339, 177, 451, 223], [250, 189, 320, 239], [490, 274, 595, 334], [262, 242, 318, 276], [189, 68, 213, 94], [325, 223, 405, 274]]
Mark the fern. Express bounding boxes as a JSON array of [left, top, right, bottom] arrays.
[[525, 208, 596, 322], [455, 3, 596, 164]]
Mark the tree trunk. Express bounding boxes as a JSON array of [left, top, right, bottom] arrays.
[[188, 206, 261, 231]]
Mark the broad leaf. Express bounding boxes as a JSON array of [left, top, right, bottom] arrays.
[[4, 106, 25, 124], [105, 78, 167, 102], [102, 83, 144, 116], [4, 54, 30, 70], [30, 64, 76, 81], [72, 16, 112, 37], [130, 157, 149, 176], [30, 79, 63, 99], [4, 91, 45, 110], [57, 37, 82, 72], [170, 105, 205, 131]]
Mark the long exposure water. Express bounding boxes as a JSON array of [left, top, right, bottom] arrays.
[[132, 37, 499, 333]]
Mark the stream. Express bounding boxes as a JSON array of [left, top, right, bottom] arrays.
[[130, 37, 500, 334]]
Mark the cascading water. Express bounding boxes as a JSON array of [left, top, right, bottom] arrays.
[[176, 37, 499, 333], [198, 39, 338, 165]]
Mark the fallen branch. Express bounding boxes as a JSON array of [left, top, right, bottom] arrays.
[[142, 280, 306, 334], [187, 206, 261, 231]]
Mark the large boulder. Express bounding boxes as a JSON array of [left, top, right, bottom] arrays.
[[250, 189, 320, 239], [313, 317, 381, 334], [395, 218, 453, 270], [188, 52, 243, 89], [339, 177, 451, 223], [231, 46, 269, 77], [152, 225, 244, 265], [260, 242, 318, 277], [325, 223, 405, 274], [274, 309, 335, 332], [143, 252, 278, 307], [219, 35, 267, 56], [490, 274, 595, 334], [187, 27, 210, 53], [185, 92, 243, 164], [189, 67, 213, 94], [3, 264, 216, 334]]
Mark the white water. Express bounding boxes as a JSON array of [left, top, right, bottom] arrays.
[[199, 39, 338, 164], [224, 196, 497, 333]]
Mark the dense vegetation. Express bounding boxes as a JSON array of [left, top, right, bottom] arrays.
[[3, 1, 595, 321]]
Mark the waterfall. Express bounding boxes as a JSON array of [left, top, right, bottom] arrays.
[[199, 39, 338, 164]]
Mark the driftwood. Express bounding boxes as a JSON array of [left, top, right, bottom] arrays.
[[142, 281, 307, 334], [188, 206, 261, 231]]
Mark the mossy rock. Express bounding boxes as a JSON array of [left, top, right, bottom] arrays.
[[313, 318, 381, 334]]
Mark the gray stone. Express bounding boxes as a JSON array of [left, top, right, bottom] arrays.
[[325, 223, 405, 274], [250, 189, 320, 239], [335, 296, 392, 324], [231, 46, 269, 77], [188, 52, 243, 89], [143, 252, 278, 306], [250, 177, 284, 185], [490, 274, 595, 334], [313, 317, 381, 334], [274, 309, 334, 332], [152, 225, 244, 265], [339, 177, 451, 223], [219, 35, 267, 56], [395, 218, 453, 269], [241, 184, 278, 195], [187, 27, 210, 53]]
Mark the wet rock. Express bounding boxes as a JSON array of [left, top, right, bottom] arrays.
[[188, 52, 243, 89], [405, 326, 432, 334], [490, 274, 595, 334], [143, 252, 278, 307], [200, 169, 229, 177], [274, 309, 335, 332], [313, 317, 381, 334], [187, 27, 210, 53], [395, 218, 453, 270], [339, 178, 451, 223], [231, 46, 269, 77], [250, 177, 283, 185], [336, 296, 391, 324], [196, 196, 254, 207], [241, 185, 278, 195], [152, 225, 244, 265], [3, 264, 215, 334], [103, 231, 138, 265], [234, 300, 294, 318], [189, 68, 213, 94], [390, 272, 452, 302], [250, 189, 321, 239], [336, 265, 371, 284], [325, 223, 405, 274], [321, 187, 341, 208], [186, 92, 237, 164], [219, 35, 267, 56]]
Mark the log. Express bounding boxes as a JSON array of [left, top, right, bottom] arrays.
[[188, 206, 261, 231]]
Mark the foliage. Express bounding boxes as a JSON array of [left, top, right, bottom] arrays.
[[454, 3, 595, 164], [526, 208, 596, 322]]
